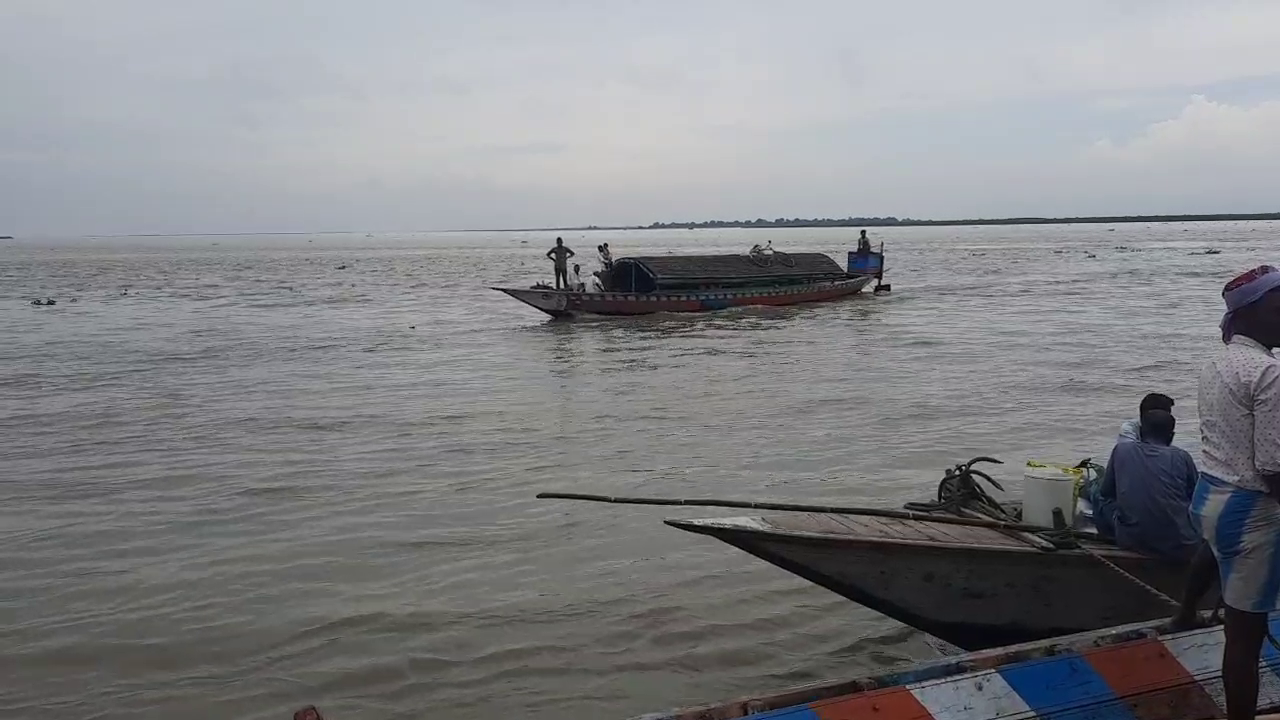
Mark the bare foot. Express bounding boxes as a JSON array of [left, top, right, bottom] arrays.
[[1165, 611, 1212, 633]]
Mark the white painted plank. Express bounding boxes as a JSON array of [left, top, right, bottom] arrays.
[[910, 671, 1035, 720], [1165, 627, 1280, 716]]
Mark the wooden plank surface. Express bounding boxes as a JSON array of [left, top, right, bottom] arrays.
[[903, 519, 974, 544], [829, 514, 918, 540], [762, 512, 1032, 548], [832, 514, 956, 543]]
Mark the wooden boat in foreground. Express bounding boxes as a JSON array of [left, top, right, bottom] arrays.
[[539, 457, 1217, 654], [493, 247, 886, 318], [632, 616, 1280, 720], [667, 512, 1203, 652]]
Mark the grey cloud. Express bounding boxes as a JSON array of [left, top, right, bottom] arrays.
[[3, 0, 1280, 235]]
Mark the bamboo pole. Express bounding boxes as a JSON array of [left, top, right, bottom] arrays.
[[535, 491, 1078, 537]]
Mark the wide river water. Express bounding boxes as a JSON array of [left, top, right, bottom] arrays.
[[0, 223, 1271, 719]]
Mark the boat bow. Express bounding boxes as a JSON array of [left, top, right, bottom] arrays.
[[666, 512, 1198, 650]]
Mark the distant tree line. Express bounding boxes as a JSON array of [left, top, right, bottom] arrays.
[[646, 212, 1280, 230], [648, 217, 906, 229]]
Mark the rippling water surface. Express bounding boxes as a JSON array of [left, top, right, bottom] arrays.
[[0, 223, 1271, 719]]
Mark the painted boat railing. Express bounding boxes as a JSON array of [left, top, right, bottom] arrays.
[[632, 615, 1280, 720]]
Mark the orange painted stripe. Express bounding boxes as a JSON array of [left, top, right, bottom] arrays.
[[812, 687, 933, 720], [1083, 639, 1220, 720]]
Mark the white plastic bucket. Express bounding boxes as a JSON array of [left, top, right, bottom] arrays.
[[1022, 464, 1079, 528]]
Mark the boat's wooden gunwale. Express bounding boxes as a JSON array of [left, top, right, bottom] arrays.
[[668, 514, 1143, 559]]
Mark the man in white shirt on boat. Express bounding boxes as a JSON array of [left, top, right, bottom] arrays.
[[566, 264, 585, 292], [1172, 264, 1280, 720]]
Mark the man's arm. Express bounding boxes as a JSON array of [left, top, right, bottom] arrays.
[[1099, 446, 1119, 500], [1182, 451, 1199, 501], [1256, 365, 1280, 497], [546, 248, 555, 259], [1263, 473, 1280, 502], [567, 248, 575, 258], [1118, 418, 1140, 442]]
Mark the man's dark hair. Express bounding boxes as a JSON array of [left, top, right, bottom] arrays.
[[1139, 409, 1176, 445], [1139, 393, 1175, 415]]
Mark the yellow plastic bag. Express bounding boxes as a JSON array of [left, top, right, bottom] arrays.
[[1026, 460, 1087, 496]]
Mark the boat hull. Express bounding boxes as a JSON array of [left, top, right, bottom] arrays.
[[492, 276, 875, 318], [668, 513, 1212, 651]]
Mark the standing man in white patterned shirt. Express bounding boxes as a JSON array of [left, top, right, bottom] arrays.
[[1173, 265, 1280, 720]]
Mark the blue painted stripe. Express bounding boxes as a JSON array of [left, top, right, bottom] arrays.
[[999, 651, 1137, 720], [1214, 483, 1259, 584], [729, 704, 821, 720]]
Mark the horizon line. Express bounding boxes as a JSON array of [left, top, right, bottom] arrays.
[[42, 209, 1280, 239]]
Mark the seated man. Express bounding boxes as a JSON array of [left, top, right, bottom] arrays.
[[1117, 392, 1174, 443], [1091, 410, 1200, 561], [566, 263, 585, 292], [857, 229, 872, 253]]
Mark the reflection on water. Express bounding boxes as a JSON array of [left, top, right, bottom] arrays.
[[0, 222, 1268, 719], [539, 322, 586, 380]]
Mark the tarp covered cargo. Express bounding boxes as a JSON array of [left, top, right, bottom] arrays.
[[605, 253, 847, 292]]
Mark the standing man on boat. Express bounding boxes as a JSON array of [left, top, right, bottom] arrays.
[[547, 237, 575, 290], [1172, 265, 1280, 720]]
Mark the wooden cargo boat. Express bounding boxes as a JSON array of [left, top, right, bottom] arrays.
[[493, 247, 886, 318], [666, 512, 1204, 652], [633, 616, 1280, 720], [539, 457, 1213, 653]]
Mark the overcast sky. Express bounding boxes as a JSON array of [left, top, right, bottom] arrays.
[[4, 0, 1280, 235]]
